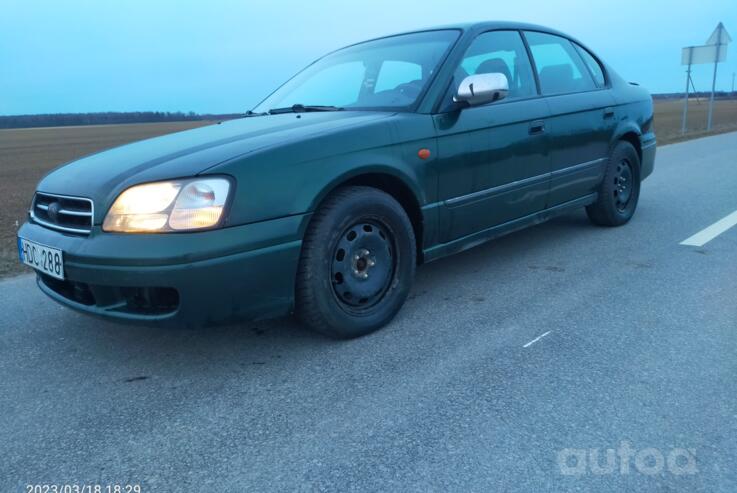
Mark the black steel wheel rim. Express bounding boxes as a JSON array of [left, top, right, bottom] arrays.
[[331, 220, 395, 311], [613, 158, 634, 212]]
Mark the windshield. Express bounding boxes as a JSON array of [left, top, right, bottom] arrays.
[[253, 30, 459, 113]]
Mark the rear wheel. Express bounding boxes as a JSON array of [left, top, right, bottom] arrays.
[[586, 141, 641, 226], [296, 186, 416, 339]]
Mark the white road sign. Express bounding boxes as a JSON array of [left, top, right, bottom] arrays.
[[682, 44, 728, 65], [682, 23, 732, 65], [705, 22, 732, 45], [680, 22, 732, 133]]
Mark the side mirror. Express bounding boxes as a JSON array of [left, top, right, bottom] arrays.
[[454, 73, 509, 107]]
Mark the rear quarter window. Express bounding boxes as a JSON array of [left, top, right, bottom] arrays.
[[573, 43, 606, 88]]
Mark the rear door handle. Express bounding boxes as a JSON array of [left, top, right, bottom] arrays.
[[529, 120, 545, 135], [603, 107, 615, 119]]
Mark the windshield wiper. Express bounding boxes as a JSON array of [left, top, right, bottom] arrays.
[[268, 104, 343, 115], [243, 110, 268, 117]]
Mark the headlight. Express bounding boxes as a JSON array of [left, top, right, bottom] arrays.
[[103, 177, 231, 233]]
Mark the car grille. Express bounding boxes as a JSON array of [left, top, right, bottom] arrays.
[[31, 192, 94, 234]]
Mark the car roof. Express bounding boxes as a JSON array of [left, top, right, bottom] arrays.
[[323, 21, 588, 62], [338, 21, 581, 54], [390, 21, 569, 38]]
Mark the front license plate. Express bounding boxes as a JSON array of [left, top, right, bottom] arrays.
[[18, 237, 65, 280]]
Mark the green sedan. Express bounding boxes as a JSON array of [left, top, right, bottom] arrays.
[[18, 21, 656, 338]]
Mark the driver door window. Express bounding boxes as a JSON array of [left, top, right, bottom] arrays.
[[459, 31, 537, 100], [442, 30, 537, 111]]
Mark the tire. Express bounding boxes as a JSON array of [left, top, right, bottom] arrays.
[[296, 186, 417, 339], [586, 141, 641, 226]]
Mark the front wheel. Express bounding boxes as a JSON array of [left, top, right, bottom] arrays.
[[296, 186, 416, 339], [586, 141, 641, 226]]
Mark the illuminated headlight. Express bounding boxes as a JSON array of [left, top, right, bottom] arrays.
[[103, 178, 232, 233]]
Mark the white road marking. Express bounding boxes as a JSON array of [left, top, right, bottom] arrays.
[[523, 331, 551, 348], [680, 210, 737, 247]]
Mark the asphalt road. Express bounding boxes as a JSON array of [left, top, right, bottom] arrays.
[[2, 133, 736, 492]]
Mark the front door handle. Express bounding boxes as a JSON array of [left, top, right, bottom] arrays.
[[529, 120, 545, 135], [603, 107, 615, 119]]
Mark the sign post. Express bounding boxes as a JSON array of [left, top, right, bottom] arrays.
[[705, 23, 731, 130], [682, 48, 693, 134], [680, 23, 731, 133]]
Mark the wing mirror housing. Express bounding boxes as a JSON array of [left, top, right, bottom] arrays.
[[454, 73, 509, 107]]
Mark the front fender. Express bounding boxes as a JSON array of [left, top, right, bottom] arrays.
[[206, 114, 437, 229], [306, 162, 427, 214]]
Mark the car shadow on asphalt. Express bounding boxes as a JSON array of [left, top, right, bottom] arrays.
[[52, 210, 598, 377]]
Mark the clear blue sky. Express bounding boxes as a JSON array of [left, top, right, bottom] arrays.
[[1, 0, 735, 115]]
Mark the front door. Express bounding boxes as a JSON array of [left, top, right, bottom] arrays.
[[433, 30, 551, 243]]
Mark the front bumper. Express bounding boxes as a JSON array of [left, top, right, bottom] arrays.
[[17, 214, 309, 328]]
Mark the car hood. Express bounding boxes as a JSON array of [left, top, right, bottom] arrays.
[[37, 111, 394, 206]]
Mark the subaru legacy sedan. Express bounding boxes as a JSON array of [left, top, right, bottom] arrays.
[[18, 22, 655, 338]]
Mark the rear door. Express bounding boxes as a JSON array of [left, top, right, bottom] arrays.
[[433, 30, 551, 242], [523, 31, 617, 207]]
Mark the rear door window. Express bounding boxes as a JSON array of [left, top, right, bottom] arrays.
[[524, 31, 596, 95]]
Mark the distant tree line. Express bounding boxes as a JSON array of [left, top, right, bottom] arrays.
[[2, 95, 736, 128], [653, 91, 737, 100], [0, 111, 240, 129]]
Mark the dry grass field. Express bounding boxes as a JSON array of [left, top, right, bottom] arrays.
[[1, 100, 736, 278], [653, 98, 737, 144]]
